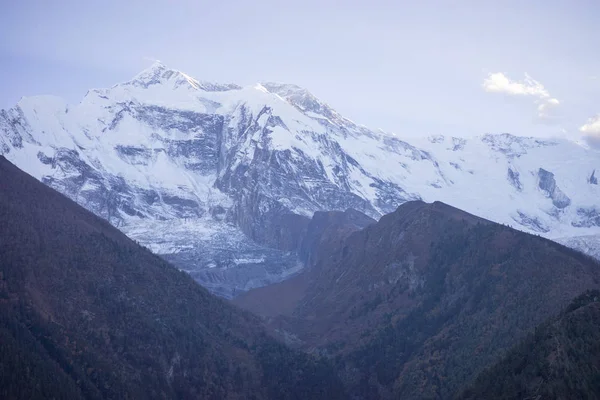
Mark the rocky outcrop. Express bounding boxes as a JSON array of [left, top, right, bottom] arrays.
[[590, 169, 598, 185], [297, 208, 376, 268], [572, 207, 600, 228], [507, 166, 522, 191], [538, 168, 571, 209]]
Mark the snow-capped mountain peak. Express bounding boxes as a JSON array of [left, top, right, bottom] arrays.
[[130, 60, 169, 84], [1, 62, 599, 296], [127, 61, 241, 93]]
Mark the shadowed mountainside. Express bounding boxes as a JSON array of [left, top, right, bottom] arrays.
[[234, 208, 375, 318], [0, 156, 346, 400], [237, 200, 600, 399], [460, 290, 600, 400]]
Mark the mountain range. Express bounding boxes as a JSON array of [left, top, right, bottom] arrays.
[[1, 62, 599, 296], [0, 155, 345, 399], [235, 200, 600, 399], [4, 153, 600, 399]]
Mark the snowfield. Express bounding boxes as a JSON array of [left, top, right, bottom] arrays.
[[2, 61, 599, 296]]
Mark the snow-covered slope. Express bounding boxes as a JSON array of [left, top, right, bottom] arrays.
[[556, 234, 600, 261], [2, 62, 599, 296]]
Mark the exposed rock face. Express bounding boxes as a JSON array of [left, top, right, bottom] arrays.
[[1, 62, 599, 296], [513, 210, 550, 233], [590, 169, 598, 185], [538, 168, 571, 209], [298, 209, 376, 268], [572, 207, 600, 228], [507, 166, 523, 191]]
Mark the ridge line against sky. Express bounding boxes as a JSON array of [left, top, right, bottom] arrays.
[[1, 0, 599, 146]]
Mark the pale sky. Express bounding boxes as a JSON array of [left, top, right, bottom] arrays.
[[1, 0, 599, 145]]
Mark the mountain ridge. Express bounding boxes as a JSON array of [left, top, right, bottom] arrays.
[[0, 155, 346, 399], [459, 290, 600, 400], [236, 198, 600, 399], [1, 62, 599, 296]]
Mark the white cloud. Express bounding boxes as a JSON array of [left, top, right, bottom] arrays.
[[579, 115, 600, 149], [482, 72, 560, 120], [580, 115, 600, 149], [483, 72, 549, 97], [537, 97, 560, 120], [580, 115, 600, 134]]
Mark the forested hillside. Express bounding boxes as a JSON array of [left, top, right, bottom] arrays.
[[0, 156, 345, 400]]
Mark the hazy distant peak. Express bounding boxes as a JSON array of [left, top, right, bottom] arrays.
[[130, 60, 168, 84]]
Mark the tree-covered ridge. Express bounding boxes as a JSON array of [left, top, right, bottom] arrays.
[[241, 201, 600, 399], [459, 290, 600, 400], [0, 156, 346, 400], [336, 221, 600, 399]]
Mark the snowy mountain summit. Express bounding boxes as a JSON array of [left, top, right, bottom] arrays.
[[2, 62, 599, 296]]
